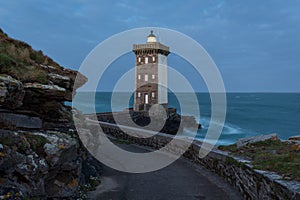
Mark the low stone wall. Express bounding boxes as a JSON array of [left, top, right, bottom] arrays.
[[94, 121, 300, 200]]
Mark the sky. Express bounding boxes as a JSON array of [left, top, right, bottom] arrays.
[[0, 0, 300, 92]]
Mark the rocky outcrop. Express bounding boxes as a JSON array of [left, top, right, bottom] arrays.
[[0, 29, 87, 124], [0, 29, 99, 199], [288, 135, 300, 141], [236, 133, 279, 148], [0, 67, 87, 123], [0, 129, 81, 198], [0, 124, 101, 199]]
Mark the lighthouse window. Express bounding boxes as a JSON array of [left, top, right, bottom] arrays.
[[138, 57, 141, 62], [138, 92, 141, 97], [145, 94, 149, 104], [152, 74, 155, 79], [145, 57, 148, 64], [138, 74, 141, 80], [145, 74, 148, 81], [152, 56, 155, 62], [152, 92, 155, 98]]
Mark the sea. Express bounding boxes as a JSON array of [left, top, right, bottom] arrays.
[[71, 92, 300, 146]]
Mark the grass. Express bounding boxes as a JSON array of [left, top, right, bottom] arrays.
[[219, 139, 300, 180], [0, 53, 16, 66], [0, 28, 61, 84], [0, 65, 48, 84], [0, 38, 60, 68]]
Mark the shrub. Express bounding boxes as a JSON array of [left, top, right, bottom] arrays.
[[0, 53, 16, 66], [30, 50, 45, 64]]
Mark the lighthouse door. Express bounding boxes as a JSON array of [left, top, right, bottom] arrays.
[[145, 94, 149, 104]]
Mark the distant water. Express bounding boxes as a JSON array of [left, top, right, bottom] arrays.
[[71, 92, 300, 145]]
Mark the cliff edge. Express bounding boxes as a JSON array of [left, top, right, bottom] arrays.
[[0, 28, 99, 199]]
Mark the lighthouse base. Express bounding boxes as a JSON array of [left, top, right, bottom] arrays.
[[89, 108, 201, 135]]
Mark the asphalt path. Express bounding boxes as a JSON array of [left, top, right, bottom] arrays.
[[86, 144, 242, 200]]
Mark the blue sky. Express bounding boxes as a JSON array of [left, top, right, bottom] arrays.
[[0, 0, 300, 92]]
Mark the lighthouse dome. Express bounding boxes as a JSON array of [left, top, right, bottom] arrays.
[[147, 30, 156, 43]]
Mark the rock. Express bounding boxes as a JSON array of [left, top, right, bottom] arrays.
[[0, 28, 88, 123], [288, 135, 300, 141], [291, 143, 300, 152], [16, 163, 32, 176], [0, 29, 97, 199], [24, 82, 66, 92], [236, 133, 279, 148], [38, 158, 49, 173], [0, 75, 25, 109], [0, 128, 97, 199], [44, 143, 59, 156], [48, 73, 70, 88], [288, 136, 300, 150], [0, 112, 42, 129]]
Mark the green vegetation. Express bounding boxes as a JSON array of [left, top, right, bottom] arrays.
[[77, 176, 101, 199], [1, 131, 49, 157], [219, 140, 300, 180], [1, 65, 48, 83], [0, 30, 60, 68], [113, 138, 131, 144], [1, 136, 14, 146], [23, 133, 49, 153], [0, 28, 61, 84], [0, 53, 16, 66]]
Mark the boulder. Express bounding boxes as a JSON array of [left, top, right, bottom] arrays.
[[236, 133, 279, 148]]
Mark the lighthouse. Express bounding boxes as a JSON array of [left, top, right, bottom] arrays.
[[133, 31, 170, 111]]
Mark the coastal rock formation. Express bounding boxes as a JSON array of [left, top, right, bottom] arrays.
[[0, 28, 99, 199], [236, 133, 279, 148], [0, 69, 87, 123], [0, 130, 81, 198], [0, 28, 87, 124], [288, 135, 300, 141], [288, 135, 300, 152]]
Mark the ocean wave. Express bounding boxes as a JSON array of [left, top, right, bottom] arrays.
[[198, 117, 243, 135]]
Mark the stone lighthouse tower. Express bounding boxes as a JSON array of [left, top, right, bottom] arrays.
[[133, 31, 170, 111]]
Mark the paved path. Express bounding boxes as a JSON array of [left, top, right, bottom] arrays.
[[86, 144, 242, 200]]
